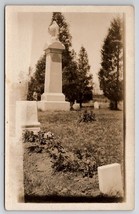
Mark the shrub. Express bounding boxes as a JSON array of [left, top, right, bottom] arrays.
[[79, 109, 96, 123], [22, 130, 38, 143]]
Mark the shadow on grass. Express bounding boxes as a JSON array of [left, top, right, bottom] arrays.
[[25, 194, 124, 203]]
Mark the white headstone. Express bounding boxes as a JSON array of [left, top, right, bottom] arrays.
[[16, 101, 40, 136], [14, 101, 40, 203], [98, 163, 123, 196], [118, 101, 123, 110], [73, 102, 80, 110], [94, 101, 100, 109]]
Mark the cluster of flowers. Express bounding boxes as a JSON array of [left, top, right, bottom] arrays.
[[22, 130, 54, 144], [22, 130, 97, 178], [79, 109, 96, 123]]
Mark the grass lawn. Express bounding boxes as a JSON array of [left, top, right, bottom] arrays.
[[23, 108, 124, 203]]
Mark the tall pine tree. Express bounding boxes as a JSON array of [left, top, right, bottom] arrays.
[[98, 17, 124, 110], [62, 49, 78, 110], [27, 53, 46, 100], [76, 46, 93, 108]]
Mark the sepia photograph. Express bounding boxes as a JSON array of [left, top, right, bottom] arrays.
[[5, 5, 134, 210]]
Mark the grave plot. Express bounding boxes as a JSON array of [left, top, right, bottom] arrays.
[[23, 109, 124, 203]]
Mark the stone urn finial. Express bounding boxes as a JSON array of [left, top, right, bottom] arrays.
[[48, 21, 59, 42]]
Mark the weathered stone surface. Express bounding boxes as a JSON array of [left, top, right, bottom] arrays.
[[16, 101, 40, 135], [38, 101, 70, 111], [98, 163, 123, 196], [41, 93, 65, 102]]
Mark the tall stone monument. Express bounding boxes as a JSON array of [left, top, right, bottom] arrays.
[[38, 21, 70, 111]]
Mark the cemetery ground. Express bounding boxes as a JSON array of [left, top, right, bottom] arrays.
[[23, 108, 124, 203]]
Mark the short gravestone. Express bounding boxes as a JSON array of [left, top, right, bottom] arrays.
[[73, 101, 80, 110], [98, 163, 123, 197], [16, 101, 40, 137], [94, 101, 100, 109], [118, 101, 123, 110], [15, 101, 40, 202]]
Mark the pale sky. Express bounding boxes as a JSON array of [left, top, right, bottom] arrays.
[[27, 12, 123, 90]]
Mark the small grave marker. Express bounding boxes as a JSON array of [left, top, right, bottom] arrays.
[[16, 101, 40, 137], [98, 163, 123, 197], [94, 101, 100, 109]]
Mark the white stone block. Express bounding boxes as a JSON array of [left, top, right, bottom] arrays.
[[73, 103, 80, 110], [41, 92, 65, 101], [38, 101, 70, 111], [118, 101, 123, 110], [16, 101, 40, 136], [98, 163, 123, 196], [94, 101, 100, 109]]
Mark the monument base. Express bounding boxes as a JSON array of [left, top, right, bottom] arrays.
[[38, 101, 70, 111], [41, 92, 65, 101], [21, 122, 40, 133]]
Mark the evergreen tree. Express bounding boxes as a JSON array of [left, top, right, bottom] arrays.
[[76, 46, 93, 108], [62, 49, 78, 110], [98, 17, 124, 110], [27, 53, 46, 100]]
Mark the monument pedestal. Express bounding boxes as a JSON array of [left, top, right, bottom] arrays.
[[38, 92, 70, 111], [38, 101, 70, 111], [38, 91, 70, 111], [41, 92, 65, 101]]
